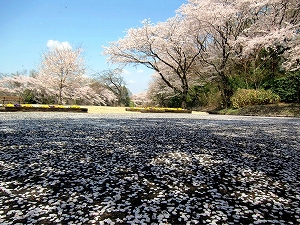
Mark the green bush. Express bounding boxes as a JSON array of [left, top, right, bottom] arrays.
[[264, 72, 300, 103], [231, 89, 280, 108]]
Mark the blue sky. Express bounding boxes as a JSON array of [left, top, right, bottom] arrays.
[[0, 0, 185, 94]]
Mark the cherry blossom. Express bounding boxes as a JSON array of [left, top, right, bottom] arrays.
[[178, 0, 299, 105], [0, 75, 35, 96], [37, 45, 85, 104], [103, 16, 204, 108]]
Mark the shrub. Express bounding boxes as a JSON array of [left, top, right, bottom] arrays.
[[231, 89, 280, 108]]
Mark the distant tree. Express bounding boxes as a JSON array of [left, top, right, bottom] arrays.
[[147, 72, 212, 109], [94, 69, 130, 106], [130, 92, 151, 107], [37, 44, 85, 104], [68, 84, 107, 105], [0, 72, 34, 97], [0, 70, 42, 103], [89, 79, 118, 106], [0, 68, 110, 105], [147, 73, 176, 107]]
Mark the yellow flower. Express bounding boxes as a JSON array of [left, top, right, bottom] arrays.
[[70, 105, 80, 109]]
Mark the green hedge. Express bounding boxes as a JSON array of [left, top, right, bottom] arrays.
[[231, 89, 280, 109]]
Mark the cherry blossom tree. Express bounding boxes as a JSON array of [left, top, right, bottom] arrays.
[[0, 74, 35, 97], [234, 0, 300, 73], [0, 73, 106, 105], [147, 73, 175, 107], [130, 92, 151, 107], [103, 16, 204, 108], [179, 0, 253, 107], [179, 0, 300, 106], [234, 0, 299, 56], [94, 69, 130, 106], [37, 43, 85, 104], [0, 45, 115, 105], [89, 79, 118, 106], [69, 84, 107, 105]]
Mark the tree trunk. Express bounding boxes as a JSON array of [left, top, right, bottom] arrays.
[[58, 79, 63, 105], [181, 88, 189, 109], [221, 85, 233, 108], [181, 96, 187, 109], [219, 73, 233, 108]]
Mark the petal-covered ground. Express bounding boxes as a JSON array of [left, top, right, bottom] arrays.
[[0, 113, 299, 225]]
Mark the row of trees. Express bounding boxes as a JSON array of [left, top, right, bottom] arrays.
[[104, 0, 300, 108], [0, 45, 131, 106], [1, 0, 299, 109]]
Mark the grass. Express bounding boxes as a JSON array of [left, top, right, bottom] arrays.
[[211, 103, 300, 117], [84, 104, 299, 117], [83, 106, 209, 115], [4, 103, 298, 117], [83, 106, 139, 114], [1, 104, 208, 114]]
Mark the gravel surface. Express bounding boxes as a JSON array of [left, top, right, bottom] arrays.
[[0, 112, 299, 225]]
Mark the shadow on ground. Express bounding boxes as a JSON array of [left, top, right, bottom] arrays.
[[0, 113, 299, 224]]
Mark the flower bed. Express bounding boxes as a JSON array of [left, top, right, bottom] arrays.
[[126, 107, 192, 113], [2, 104, 88, 113]]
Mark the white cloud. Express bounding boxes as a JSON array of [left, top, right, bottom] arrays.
[[47, 40, 72, 50], [137, 69, 143, 73]]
